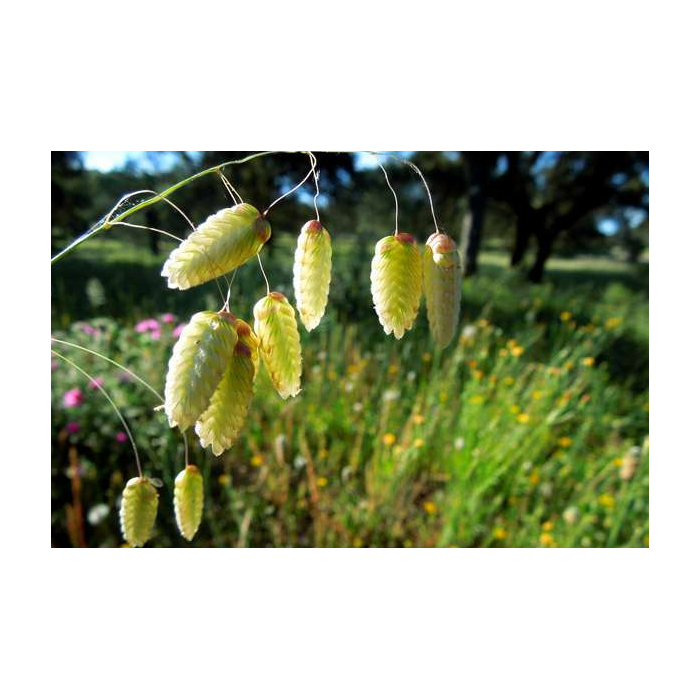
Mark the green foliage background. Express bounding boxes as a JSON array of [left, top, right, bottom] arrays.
[[50, 152, 649, 547]]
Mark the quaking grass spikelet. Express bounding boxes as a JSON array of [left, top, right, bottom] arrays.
[[423, 233, 462, 348], [164, 311, 238, 430], [293, 220, 332, 331], [254, 293, 302, 399], [195, 320, 259, 455], [370, 232, 422, 339], [120, 477, 159, 547], [162, 203, 271, 290], [174, 465, 204, 541]]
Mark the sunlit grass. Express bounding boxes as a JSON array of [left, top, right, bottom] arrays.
[[51, 272, 649, 548]]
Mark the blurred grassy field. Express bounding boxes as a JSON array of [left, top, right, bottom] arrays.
[[51, 235, 648, 547]]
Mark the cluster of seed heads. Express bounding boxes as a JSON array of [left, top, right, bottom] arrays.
[[105, 155, 460, 546]]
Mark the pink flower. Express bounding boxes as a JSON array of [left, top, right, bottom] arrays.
[[161, 313, 176, 323], [173, 323, 186, 338], [150, 328, 162, 340], [135, 318, 160, 333], [116, 431, 128, 443], [66, 421, 81, 434], [51, 359, 58, 372], [63, 388, 84, 408], [81, 324, 98, 336], [88, 377, 104, 390]]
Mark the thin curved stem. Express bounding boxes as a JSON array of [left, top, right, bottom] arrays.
[[52, 349, 143, 479], [309, 152, 321, 221], [52, 151, 278, 264], [111, 221, 184, 243], [264, 155, 316, 216], [375, 156, 399, 234], [51, 338, 164, 400], [401, 158, 440, 234], [51, 338, 192, 470], [219, 170, 243, 205], [257, 253, 271, 296]]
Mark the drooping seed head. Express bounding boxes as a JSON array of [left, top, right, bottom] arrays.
[[254, 293, 302, 399], [164, 311, 238, 430], [370, 233, 422, 339], [423, 232, 462, 348], [174, 465, 204, 541], [161, 203, 270, 290], [293, 220, 333, 331], [120, 477, 159, 547]]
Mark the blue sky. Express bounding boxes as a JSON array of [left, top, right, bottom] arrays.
[[81, 150, 420, 173], [79, 152, 643, 235], [81, 151, 200, 172]]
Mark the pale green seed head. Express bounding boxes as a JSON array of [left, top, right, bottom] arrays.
[[173, 465, 204, 541], [370, 233, 422, 339], [120, 477, 159, 547], [423, 233, 461, 349], [254, 293, 302, 399], [161, 203, 271, 290], [164, 311, 238, 430], [293, 220, 332, 332]]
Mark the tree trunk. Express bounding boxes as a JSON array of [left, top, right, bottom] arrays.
[[458, 209, 472, 272], [464, 186, 486, 276], [528, 229, 556, 283], [510, 216, 530, 267]]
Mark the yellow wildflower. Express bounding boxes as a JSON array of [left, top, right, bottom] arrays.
[[470, 395, 484, 405], [413, 438, 425, 448], [542, 521, 554, 532], [473, 369, 484, 380], [598, 494, 615, 509], [517, 413, 531, 424], [383, 433, 396, 446], [218, 474, 232, 486], [529, 470, 540, 485], [251, 455, 264, 467], [605, 317, 622, 330], [423, 501, 438, 515], [510, 404, 520, 414], [510, 345, 525, 357], [504, 376, 515, 386], [582, 357, 595, 367], [413, 414, 425, 425], [477, 319, 489, 328], [560, 311, 572, 322], [316, 476, 328, 488], [499, 348, 508, 357], [352, 537, 363, 548], [388, 364, 399, 375], [532, 390, 544, 400], [540, 532, 555, 547], [558, 436, 573, 448], [493, 527, 507, 540]]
